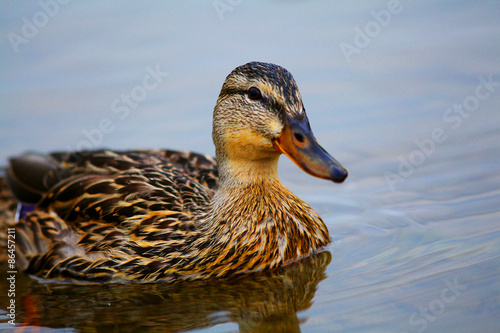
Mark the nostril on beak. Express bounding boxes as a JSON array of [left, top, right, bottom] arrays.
[[294, 132, 305, 143]]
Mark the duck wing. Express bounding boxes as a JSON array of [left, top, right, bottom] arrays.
[[4, 149, 218, 282], [6, 149, 218, 205]]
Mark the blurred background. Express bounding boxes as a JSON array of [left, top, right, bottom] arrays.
[[1, 1, 499, 332]]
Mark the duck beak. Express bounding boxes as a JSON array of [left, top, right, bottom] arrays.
[[273, 115, 348, 183]]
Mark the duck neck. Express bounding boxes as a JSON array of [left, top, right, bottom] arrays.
[[209, 152, 285, 228], [215, 153, 281, 189]]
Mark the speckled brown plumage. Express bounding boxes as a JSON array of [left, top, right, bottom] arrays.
[[3, 62, 347, 283]]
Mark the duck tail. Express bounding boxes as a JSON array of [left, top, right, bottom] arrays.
[[1, 153, 67, 264], [5, 152, 67, 205]]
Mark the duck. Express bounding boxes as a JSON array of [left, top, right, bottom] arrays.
[[4, 62, 347, 283]]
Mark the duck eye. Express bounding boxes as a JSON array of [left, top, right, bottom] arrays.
[[248, 87, 262, 100]]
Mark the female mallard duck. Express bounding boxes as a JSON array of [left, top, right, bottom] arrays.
[[5, 62, 347, 283]]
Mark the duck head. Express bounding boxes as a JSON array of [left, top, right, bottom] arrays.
[[213, 62, 347, 184]]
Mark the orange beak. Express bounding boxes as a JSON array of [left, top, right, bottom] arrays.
[[273, 115, 348, 183]]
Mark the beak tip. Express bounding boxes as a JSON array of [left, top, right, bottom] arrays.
[[331, 168, 348, 183]]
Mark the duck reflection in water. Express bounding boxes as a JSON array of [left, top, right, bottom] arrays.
[[13, 251, 331, 332]]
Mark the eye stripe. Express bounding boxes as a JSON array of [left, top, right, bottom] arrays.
[[218, 83, 295, 122], [218, 87, 246, 99]]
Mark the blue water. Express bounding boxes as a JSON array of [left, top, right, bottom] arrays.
[[1, 1, 499, 332]]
